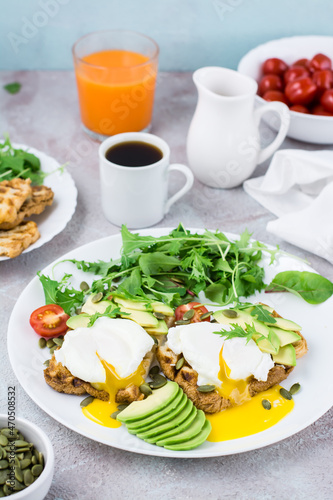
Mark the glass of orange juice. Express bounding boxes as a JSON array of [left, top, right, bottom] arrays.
[[72, 30, 159, 140]]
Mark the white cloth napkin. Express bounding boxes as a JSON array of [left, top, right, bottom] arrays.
[[243, 149, 333, 264]]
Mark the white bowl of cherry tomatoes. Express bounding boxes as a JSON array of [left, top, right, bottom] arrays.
[[238, 36, 333, 144]]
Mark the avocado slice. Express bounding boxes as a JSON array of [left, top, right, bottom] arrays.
[[126, 390, 185, 431], [145, 320, 168, 335], [144, 405, 197, 445], [66, 313, 90, 330], [213, 309, 270, 338], [164, 419, 212, 451], [272, 344, 296, 367], [270, 326, 301, 347], [156, 410, 206, 446], [269, 316, 302, 332], [151, 301, 174, 317], [81, 294, 112, 315], [117, 382, 180, 423], [113, 297, 152, 311], [137, 399, 194, 440], [127, 392, 188, 434], [254, 329, 280, 355], [119, 307, 159, 328]]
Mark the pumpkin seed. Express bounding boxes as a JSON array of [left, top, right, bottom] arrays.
[[49, 345, 58, 355], [183, 309, 195, 320], [24, 451, 32, 460], [80, 396, 94, 408], [151, 335, 158, 345], [75, 307, 82, 315], [43, 359, 50, 367], [0, 488, 5, 497], [289, 383, 301, 395], [7, 479, 25, 491], [91, 292, 103, 303], [176, 357, 185, 370], [222, 309, 238, 318], [197, 385, 215, 393], [0, 450, 2, 461], [1, 450, 5, 460], [149, 374, 167, 389], [31, 456, 37, 465], [17, 433, 24, 441], [117, 404, 129, 411], [80, 281, 89, 291], [3, 485, 12, 496], [14, 466, 23, 483], [1, 429, 16, 440], [38, 337, 47, 349], [0, 437, 7, 448], [23, 468, 34, 487], [31, 464, 43, 477], [13, 441, 30, 448], [175, 319, 191, 326], [200, 311, 212, 321], [171, 277, 184, 284], [153, 312, 165, 320], [280, 388, 292, 400], [53, 337, 64, 347], [20, 459, 31, 470], [46, 339, 55, 348], [149, 365, 160, 377], [17, 453, 24, 460], [14, 448, 30, 453], [110, 410, 121, 420], [262, 399, 271, 410], [38, 452, 44, 467], [0, 470, 8, 485], [139, 383, 153, 396], [0, 461, 8, 470]]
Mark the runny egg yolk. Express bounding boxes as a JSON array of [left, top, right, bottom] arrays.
[[82, 359, 146, 428], [206, 348, 294, 442]]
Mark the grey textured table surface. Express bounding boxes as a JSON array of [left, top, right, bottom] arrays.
[[0, 71, 332, 500]]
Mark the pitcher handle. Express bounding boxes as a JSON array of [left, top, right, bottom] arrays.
[[255, 102, 290, 165], [164, 164, 194, 214]]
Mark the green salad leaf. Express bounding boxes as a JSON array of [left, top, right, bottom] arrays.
[[4, 82, 21, 94]]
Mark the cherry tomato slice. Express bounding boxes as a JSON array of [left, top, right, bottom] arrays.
[[320, 89, 333, 113], [262, 90, 289, 105], [30, 304, 69, 337], [262, 58, 288, 76], [258, 74, 283, 96], [284, 66, 310, 84], [290, 104, 310, 114], [175, 302, 210, 323], [310, 53, 332, 72], [285, 77, 317, 105]]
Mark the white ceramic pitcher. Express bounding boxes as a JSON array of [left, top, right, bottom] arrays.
[[186, 67, 290, 188]]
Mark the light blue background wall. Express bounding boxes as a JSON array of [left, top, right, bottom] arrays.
[[1, 0, 333, 71]]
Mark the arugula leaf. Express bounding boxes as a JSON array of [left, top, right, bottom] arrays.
[[37, 272, 84, 315], [118, 268, 142, 296], [88, 305, 123, 326], [121, 225, 157, 254], [139, 252, 180, 275], [250, 304, 277, 324], [214, 323, 257, 344], [4, 82, 21, 94]]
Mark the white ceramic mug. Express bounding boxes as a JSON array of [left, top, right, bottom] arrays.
[[187, 67, 290, 188], [99, 132, 194, 228]]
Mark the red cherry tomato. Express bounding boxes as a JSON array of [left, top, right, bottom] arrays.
[[320, 89, 333, 113], [292, 58, 311, 70], [290, 104, 310, 114], [262, 58, 288, 76], [285, 77, 317, 105], [262, 90, 289, 105], [30, 304, 69, 337], [312, 104, 333, 116], [312, 70, 333, 92], [310, 53, 332, 72], [284, 65, 310, 84], [258, 74, 283, 96], [175, 302, 210, 323]]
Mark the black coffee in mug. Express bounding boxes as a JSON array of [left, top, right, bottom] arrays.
[[105, 141, 163, 167]]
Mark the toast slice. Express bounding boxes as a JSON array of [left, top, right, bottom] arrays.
[[0, 178, 32, 224], [0, 220, 40, 258]]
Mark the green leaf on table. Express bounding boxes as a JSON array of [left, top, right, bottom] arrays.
[[265, 270, 333, 305], [4, 82, 21, 94]]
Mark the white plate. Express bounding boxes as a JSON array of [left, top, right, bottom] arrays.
[[238, 35, 333, 144], [7, 228, 333, 457], [0, 144, 77, 260]]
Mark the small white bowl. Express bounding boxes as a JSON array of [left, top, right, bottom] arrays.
[[0, 415, 54, 500], [238, 35, 333, 144]]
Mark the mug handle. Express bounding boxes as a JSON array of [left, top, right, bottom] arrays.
[[164, 164, 194, 214], [255, 101, 290, 165]]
